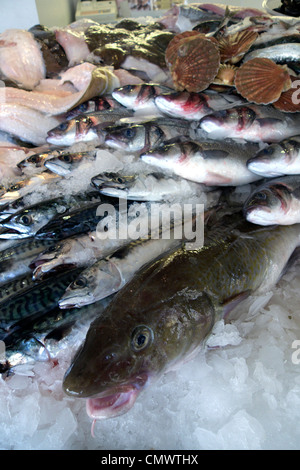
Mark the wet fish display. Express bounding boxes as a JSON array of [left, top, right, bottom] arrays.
[[243, 175, 300, 225], [0, 3, 300, 449], [63, 216, 300, 419]]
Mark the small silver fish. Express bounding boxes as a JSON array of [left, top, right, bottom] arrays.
[[194, 105, 300, 143], [112, 83, 172, 115], [141, 140, 262, 186], [45, 150, 98, 176]]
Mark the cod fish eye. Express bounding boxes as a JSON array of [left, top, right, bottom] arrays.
[[131, 325, 153, 352]]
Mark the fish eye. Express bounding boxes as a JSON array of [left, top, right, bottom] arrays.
[[122, 85, 133, 93], [29, 155, 40, 163], [124, 127, 136, 139], [20, 214, 32, 225], [61, 154, 73, 163], [262, 146, 274, 155], [255, 191, 267, 200], [72, 276, 87, 288], [131, 325, 153, 352], [58, 122, 69, 131]]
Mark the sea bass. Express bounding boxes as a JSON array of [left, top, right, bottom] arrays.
[[46, 109, 133, 146], [140, 140, 262, 186], [243, 175, 300, 225], [104, 118, 191, 153], [194, 105, 300, 143], [247, 136, 300, 177], [63, 215, 300, 420], [154, 90, 244, 120]]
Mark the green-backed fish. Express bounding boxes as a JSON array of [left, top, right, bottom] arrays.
[[63, 214, 300, 420]]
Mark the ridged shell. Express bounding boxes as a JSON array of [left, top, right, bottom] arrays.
[[165, 31, 202, 69], [171, 36, 220, 92], [273, 75, 300, 113], [218, 30, 258, 64], [234, 58, 292, 104], [213, 64, 237, 86]]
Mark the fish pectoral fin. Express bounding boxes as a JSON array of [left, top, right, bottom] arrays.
[[222, 290, 252, 320]]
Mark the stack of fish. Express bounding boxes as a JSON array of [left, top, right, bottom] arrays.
[[0, 2, 300, 423]]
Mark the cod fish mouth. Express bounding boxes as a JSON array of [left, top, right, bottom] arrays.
[[86, 386, 140, 420]]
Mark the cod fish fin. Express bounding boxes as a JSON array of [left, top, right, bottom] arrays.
[[222, 290, 252, 320]]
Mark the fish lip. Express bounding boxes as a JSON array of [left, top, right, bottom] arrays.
[[0, 226, 30, 238], [59, 294, 95, 309], [86, 387, 140, 420]]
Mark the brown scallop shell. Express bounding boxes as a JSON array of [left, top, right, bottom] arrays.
[[273, 75, 300, 112], [234, 58, 292, 105], [218, 30, 258, 64], [213, 64, 237, 86], [171, 36, 220, 92], [165, 31, 202, 69]]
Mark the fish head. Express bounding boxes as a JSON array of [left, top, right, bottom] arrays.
[[17, 152, 47, 169], [112, 84, 145, 109], [47, 115, 100, 146], [247, 141, 299, 177], [30, 240, 74, 279], [63, 258, 216, 419], [91, 172, 136, 197], [104, 123, 147, 151], [0, 207, 53, 238], [140, 141, 197, 171], [59, 259, 122, 309], [243, 183, 291, 225], [200, 106, 256, 137], [44, 152, 86, 176]]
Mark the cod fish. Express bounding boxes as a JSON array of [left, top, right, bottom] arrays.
[[243, 175, 300, 225], [59, 228, 183, 308], [141, 140, 262, 186], [154, 91, 243, 120], [194, 105, 300, 143], [46, 109, 133, 146], [247, 136, 300, 177], [63, 215, 300, 420]]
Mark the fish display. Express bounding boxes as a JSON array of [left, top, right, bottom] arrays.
[[0, 3, 300, 445], [243, 175, 300, 225], [63, 216, 300, 419]]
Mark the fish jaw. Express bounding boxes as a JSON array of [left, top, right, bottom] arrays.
[[86, 386, 142, 420], [59, 292, 96, 309]]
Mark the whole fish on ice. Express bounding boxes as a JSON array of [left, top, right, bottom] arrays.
[[141, 140, 262, 186], [194, 105, 300, 143], [63, 213, 300, 419]]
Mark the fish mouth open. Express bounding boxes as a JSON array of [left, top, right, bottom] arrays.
[[86, 386, 141, 420]]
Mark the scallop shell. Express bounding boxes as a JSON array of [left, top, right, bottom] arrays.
[[171, 36, 220, 93], [234, 58, 292, 104], [213, 64, 237, 86], [273, 75, 300, 113], [165, 31, 202, 69], [218, 30, 258, 64]]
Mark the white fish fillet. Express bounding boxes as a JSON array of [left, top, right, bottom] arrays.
[[0, 104, 61, 145], [0, 29, 45, 90]]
